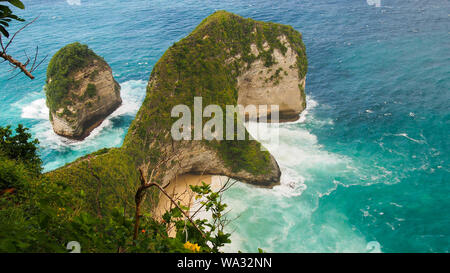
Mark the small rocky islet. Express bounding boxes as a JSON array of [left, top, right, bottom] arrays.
[[45, 42, 121, 140]]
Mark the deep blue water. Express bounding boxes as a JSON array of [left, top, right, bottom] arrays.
[[0, 0, 448, 252]]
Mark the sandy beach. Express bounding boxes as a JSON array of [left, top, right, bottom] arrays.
[[154, 174, 229, 236]]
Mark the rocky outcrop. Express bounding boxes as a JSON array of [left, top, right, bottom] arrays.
[[123, 11, 308, 188], [47, 12, 309, 218], [236, 35, 307, 122], [46, 43, 121, 139]]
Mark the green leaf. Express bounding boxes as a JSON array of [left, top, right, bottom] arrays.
[[171, 207, 182, 218], [7, 14, 24, 21], [162, 211, 171, 223], [0, 25, 9, 37], [7, 0, 25, 9], [0, 5, 13, 14]]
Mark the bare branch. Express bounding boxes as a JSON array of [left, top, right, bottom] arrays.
[[4, 17, 39, 51], [30, 46, 38, 71], [0, 16, 43, 80], [30, 53, 47, 73], [8, 70, 23, 80], [133, 168, 206, 242], [190, 177, 234, 221]]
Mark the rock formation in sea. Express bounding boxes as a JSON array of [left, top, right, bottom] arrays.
[[236, 35, 307, 122], [45, 42, 122, 139], [47, 11, 308, 215]]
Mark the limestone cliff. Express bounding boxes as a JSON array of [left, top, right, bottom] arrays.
[[236, 35, 307, 122], [47, 11, 308, 216], [123, 11, 308, 187], [45, 43, 121, 139]]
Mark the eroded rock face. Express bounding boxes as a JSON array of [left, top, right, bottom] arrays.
[[47, 44, 121, 139], [236, 35, 306, 122], [151, 141, 281, 188]]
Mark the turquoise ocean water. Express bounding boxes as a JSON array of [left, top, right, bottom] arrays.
[[0, 0, 448, 252]]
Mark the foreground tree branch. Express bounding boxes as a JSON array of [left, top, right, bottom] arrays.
[[0, 17, 46, 80], [133, 167, 206, 242]]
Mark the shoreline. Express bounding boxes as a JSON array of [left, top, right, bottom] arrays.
[[154, 174, 229, 236], [153, 174, 212, 221]]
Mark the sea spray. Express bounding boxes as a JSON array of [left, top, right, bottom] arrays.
[[221, 96, 370, 252]]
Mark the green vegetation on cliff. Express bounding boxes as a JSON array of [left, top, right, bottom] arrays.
[[45, 42, 104, 112], [85, 83, 97, 98], [0, 124, 41, 175]]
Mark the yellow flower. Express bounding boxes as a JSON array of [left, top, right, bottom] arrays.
[[184, 241, 200, 252]]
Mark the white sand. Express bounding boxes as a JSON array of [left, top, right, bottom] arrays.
[[154, 174, 230, 237]]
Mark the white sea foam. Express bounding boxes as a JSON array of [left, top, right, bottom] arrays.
[[109, 80, 146, 118], [392, 133, 425, 144], [21, 98, 49, 120], [66, 0, 81, 6], [219, 94, 377, 252], [242, 96, 349, 199], [281, 96, 319, 125]]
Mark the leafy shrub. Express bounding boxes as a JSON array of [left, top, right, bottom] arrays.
[[0, 124, 41, 173], [89, 69, 99, 80], [0, 155, 31, 193], [0, 0, 25, 38], [0, 143, 232, 252]]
